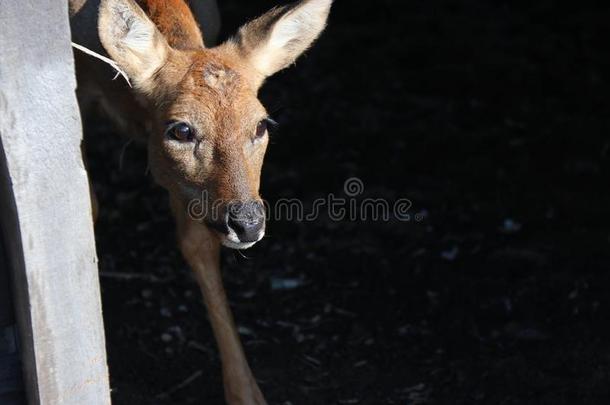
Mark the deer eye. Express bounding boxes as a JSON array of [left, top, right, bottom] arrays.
[[254, 118, 276, 140], [255, 120, 268, 140], [165, 122, 194, 142]]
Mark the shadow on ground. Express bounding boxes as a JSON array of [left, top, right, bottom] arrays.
[[85, 1, 610, 404]]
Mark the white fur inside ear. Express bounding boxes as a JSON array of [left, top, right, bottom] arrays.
[[269, 0, 330, 50], [112, 3, 154, 54], [99, 0, 170, 91], [250, 0, 332, 77]]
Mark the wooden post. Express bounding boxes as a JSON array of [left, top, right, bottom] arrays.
[[0, 1, 111, 404]]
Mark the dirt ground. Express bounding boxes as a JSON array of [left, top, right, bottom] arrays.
[[84, 1, 610, 404]]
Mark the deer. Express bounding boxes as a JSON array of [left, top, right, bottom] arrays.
[[68, 0, 332, 403]]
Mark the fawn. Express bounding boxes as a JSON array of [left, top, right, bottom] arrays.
[[69, 0, 332, 403]]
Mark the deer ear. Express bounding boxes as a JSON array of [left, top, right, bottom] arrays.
[[98, 0, 170, 92], [231, 0, 332, 83]]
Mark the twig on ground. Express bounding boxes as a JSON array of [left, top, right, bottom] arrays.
[[156, 370, 203, 399], [100, 271, 174, 284]]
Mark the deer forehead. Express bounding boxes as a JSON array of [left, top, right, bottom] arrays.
[[184, 50, 246, 92], [202, 63, 238, 90], [177, 57, 251, 111]]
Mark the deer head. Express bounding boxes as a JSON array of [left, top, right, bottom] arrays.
[[98, 0, 332, 249]]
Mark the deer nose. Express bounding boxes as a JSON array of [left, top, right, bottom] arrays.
[[226, 200, 265, 243]]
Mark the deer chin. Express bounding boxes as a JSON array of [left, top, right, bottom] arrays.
[[219, 229, 265, 250], [221, 239, 258, 250]]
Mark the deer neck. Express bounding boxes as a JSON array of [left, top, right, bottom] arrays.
[[136, 0, 205, 50]]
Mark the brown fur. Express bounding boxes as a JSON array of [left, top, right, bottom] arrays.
[[137, 0, 205, 49]]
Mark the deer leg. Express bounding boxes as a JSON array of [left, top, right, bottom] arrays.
[[172, 198, 267, 405]]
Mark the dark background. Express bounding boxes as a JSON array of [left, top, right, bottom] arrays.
[[85, 0, 610, 404]]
